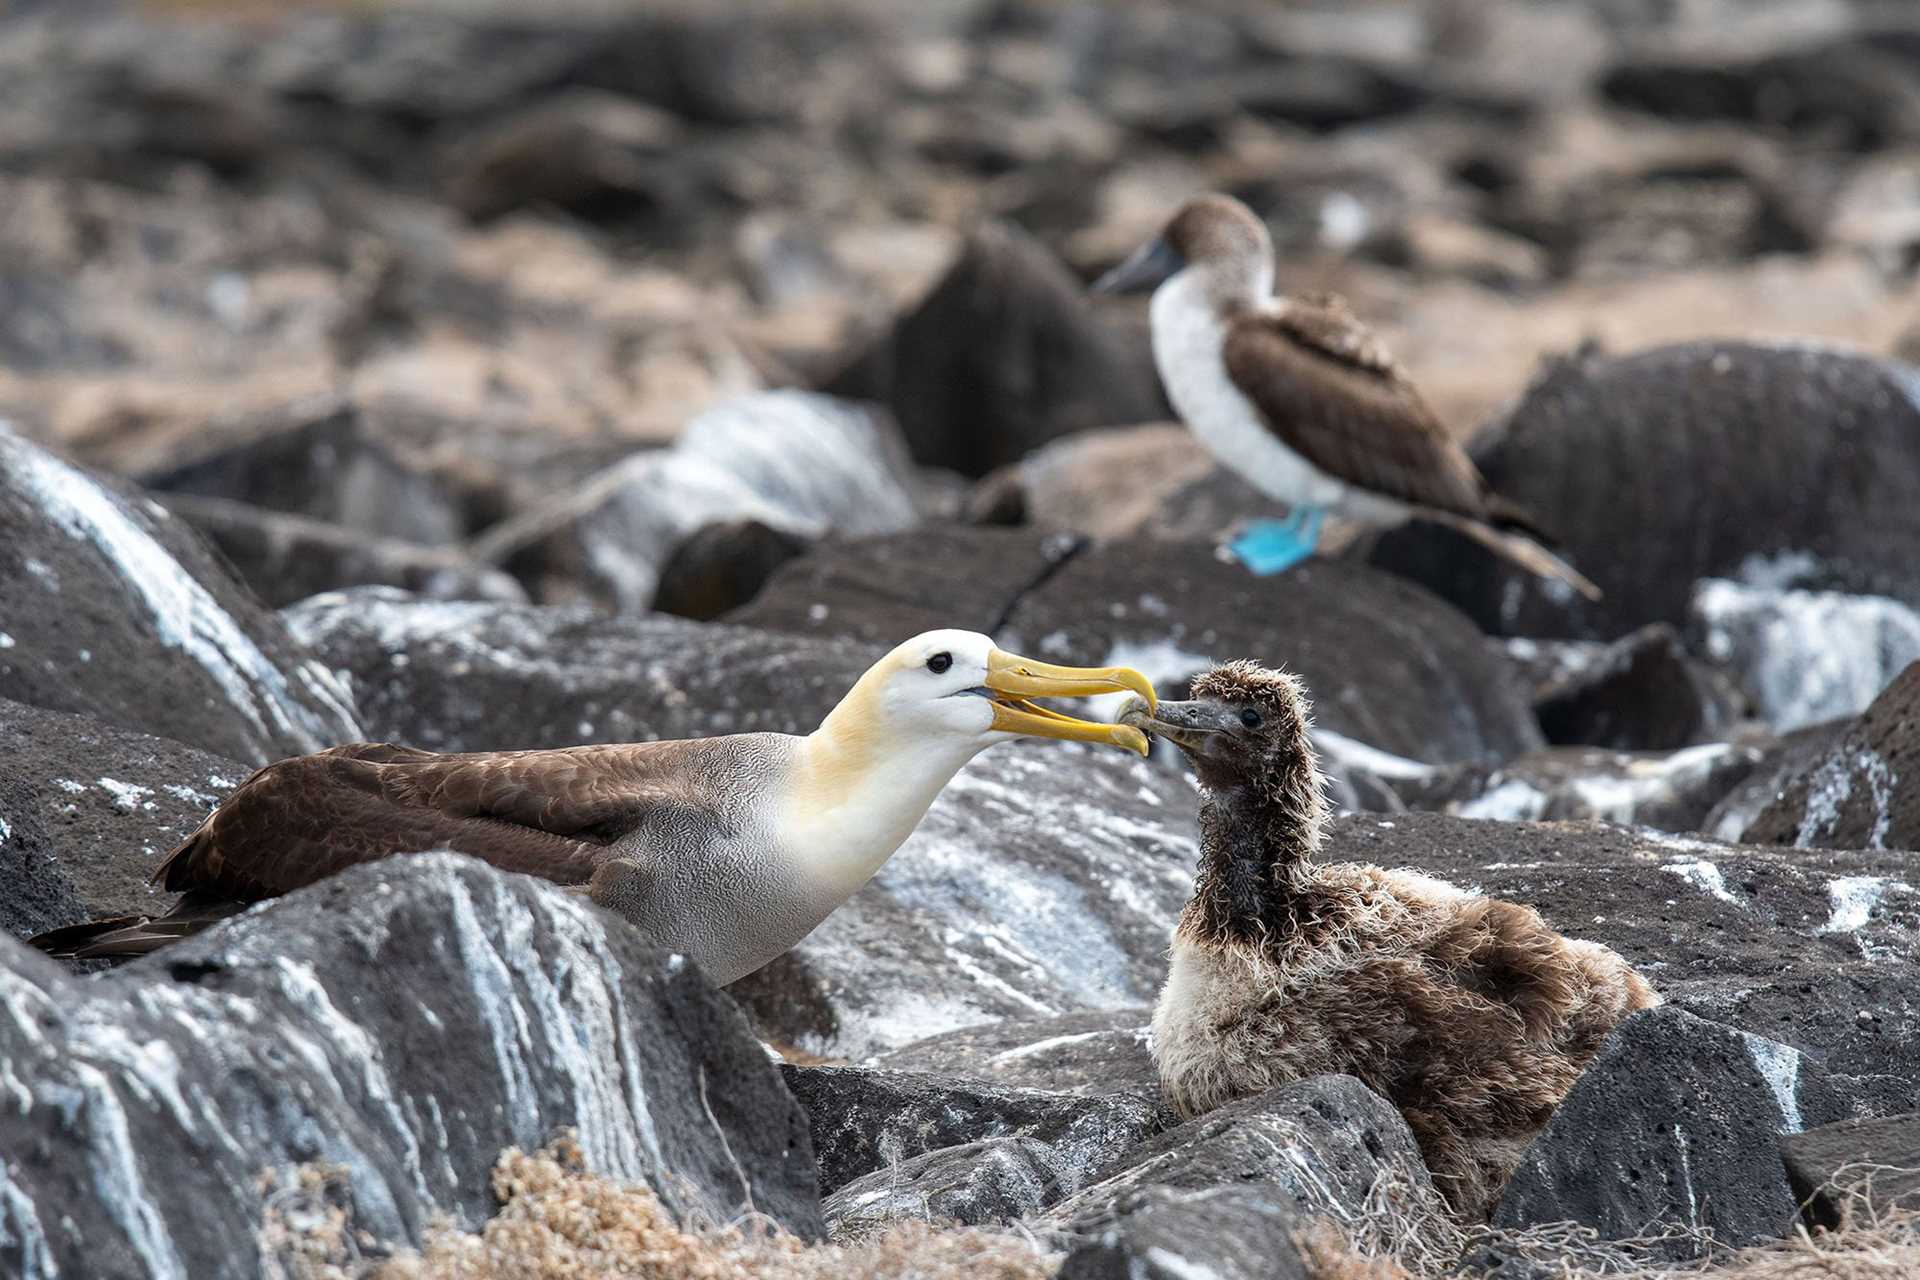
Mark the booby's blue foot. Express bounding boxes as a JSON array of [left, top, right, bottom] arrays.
[[1228, 509, 1324, 576]]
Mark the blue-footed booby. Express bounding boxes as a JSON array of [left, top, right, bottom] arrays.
[[1119, 664, 1655, 1218], [32, 631, 1155, 985], [1095, 192, 1599, 596]]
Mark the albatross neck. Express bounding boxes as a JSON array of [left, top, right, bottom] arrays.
[[784, 691, 985, 898], [1183, 769, 1323, 946]]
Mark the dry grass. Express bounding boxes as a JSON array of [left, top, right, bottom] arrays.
[[264, 1134, 1057, 1280], [265, 1135, 1920, 1280], [1292, 1164, 1920, 1280]]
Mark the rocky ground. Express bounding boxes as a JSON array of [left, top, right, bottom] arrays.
[[3, 0, 1920, 1277]]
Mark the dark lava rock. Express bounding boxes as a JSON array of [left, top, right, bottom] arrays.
[[1400, 741, 1765, 834], [870, 1008, 1159, 1100], [1529, 623, 1735, 751], [999, 539, 1543, 766], [439, 88, 686, 222], [1782, 1111, 1920, 1230], [472, 392, 919, 613], [966, 423, 1289, 543], [162, 493, 525, 608], [1691, 577, 1920, 733], [1600, 42, 1920, 152], [1057, 1185, 1314, 1280], [0, 773, 90, 941], [0, 854, 823, 1280], [139, 395, 477, 547], [1363, 342, 1920, 641], [827, 1136, 1100, 1236], [1742, 661, 1920, 850], [1700, 718, 1851, 843], [284, 588, 881, 751], [781, 1064, 1157, 1197], [0, 422, 364, 765], [826, 221, 1165, 478], [652, 518, 810, 622], [1323, 813, 1920, 1095], [0, 697, 245, 927], [1042, 1075, 1443, 1239], [1494, 1008, 1848, 1255], [727, 526, 1084, 646]]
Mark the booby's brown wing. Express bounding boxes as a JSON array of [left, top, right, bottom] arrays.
[[1220, 296, 1499, 522], [156, 740, 720, 903]]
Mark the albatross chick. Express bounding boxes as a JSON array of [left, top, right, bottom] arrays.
[[1123, 662, 1656, 1219], [34, 630, 1155, 985]]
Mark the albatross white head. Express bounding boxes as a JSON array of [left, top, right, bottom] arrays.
[[787, 629, 1155, 895]]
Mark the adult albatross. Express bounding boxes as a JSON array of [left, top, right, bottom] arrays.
[[33, 630, 1155, 984], [1094, 191, 1598, 596]]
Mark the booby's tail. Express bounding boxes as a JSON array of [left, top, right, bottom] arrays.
[[29, 895, 246, 963], [1428, 509, 1604, 601]]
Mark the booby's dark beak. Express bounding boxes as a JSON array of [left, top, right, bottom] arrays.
[[1091, 237, 1184, 295], [1117, 696, 1234, 751], [983, 650, 1156, 756]]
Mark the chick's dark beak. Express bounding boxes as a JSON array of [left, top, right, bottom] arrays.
[[1117, 696, 1234, 751]]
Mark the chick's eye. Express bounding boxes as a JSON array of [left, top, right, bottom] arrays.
[[927, 652, 952, 674], [1240, 708, 1263, 729]]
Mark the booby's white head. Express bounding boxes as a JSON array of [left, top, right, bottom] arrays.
[[788, 629, 1154, 895], [1093, 192, 1274, 311]]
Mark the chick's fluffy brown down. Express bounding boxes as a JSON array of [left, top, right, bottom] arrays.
[[1149, 662, 1659, 1220]]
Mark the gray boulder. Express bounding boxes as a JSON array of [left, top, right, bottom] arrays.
[[1042, 1075, 1443, 1242], [472, 392, 919, 613], [0, 697, 245, 929], [1494, 1008, 1848, 1256], [827, 1136, 1098, 1237], [781, 1065, 1158, 1198], [1782, 1111, 1920, 1230], [1364, 341, 1920, 641], [160, 494, 525, 609], [0, 854, 823, 1280], [869, 1008, 1159, 1100], [285, 588, 880, 752], [826, 222, 1165, 478], [1691, 577, 1920, 733], [1057, 1185, 1316, 1280], [1404, 741, 1766, 833], [1522, 623, 1738, 751], [727, 526, 1084, 646], [0, 422, 363, 765], [1742, 661, 1920, 850]]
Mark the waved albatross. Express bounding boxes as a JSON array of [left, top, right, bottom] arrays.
[[1094, 192, 1598, 596], [1121, 663, 1656, 1219], [33, 630, 1155, 984]]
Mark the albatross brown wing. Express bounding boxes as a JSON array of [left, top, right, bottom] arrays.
[[1220, 296, 1497, 521], [156, 741, 714, 902]]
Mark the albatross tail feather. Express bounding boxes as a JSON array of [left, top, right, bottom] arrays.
[[29, 896, 245, 963], [1427, 510, 1604, 601]]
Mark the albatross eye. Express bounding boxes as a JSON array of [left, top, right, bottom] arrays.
[[927, 652, 953, 674], [1240, 708, 1263, 729]]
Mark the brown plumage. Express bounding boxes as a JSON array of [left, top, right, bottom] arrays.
[[1123, 663, 1658, 1220], [29, 739, 738, 961]]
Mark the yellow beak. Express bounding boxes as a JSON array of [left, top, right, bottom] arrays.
[[983, 649, 1157, 756]]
